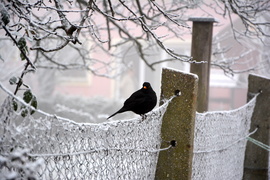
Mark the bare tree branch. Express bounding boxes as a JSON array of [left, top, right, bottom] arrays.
[[1, 0, 270, 77]]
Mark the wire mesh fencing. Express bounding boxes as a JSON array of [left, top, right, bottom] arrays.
[[0, 85, 261, 180], [192, 94, 258, 180], [0, 96, 173, 180]]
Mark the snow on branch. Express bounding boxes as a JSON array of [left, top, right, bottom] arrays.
[[1, 0, 269, 76]]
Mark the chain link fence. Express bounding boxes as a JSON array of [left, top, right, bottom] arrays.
[[0, 96, 173, 179]]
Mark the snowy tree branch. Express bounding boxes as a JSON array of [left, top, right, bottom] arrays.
[[1, 0, 269, 76]]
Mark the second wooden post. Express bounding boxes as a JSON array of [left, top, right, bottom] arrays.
[[155, 68, 198, 180]]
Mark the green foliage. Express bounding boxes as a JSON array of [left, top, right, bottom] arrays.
[[9, 77, 38, 117], [23, 90, 33, 103], [12, 99, 18, 111], [18, 37, 28, 61], [29, 95, 38, 115], [12, 90, 38, 117], [0, 3, 10, 25], [9, 76, 18, 85], [20, 90, 38, 117]]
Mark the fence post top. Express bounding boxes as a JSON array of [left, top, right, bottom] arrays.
[[162, 67, 199, 80], [188, 17, 219, 23]]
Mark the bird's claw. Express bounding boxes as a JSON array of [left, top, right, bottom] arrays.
[[141, 114, 147, 121]]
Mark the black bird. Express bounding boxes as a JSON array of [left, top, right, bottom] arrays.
[[107, 82, 157, 119]]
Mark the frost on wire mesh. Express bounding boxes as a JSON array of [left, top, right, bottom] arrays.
[[0, 96, 173, 180], [192, 94, 258, 180]]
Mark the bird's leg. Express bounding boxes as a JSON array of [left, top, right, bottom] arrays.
[[141, 114, 147, 121]]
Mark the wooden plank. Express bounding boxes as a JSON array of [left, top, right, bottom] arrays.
[[243, 74, 270, 180], [189, 17, 216, 112], [155, 68, 198, 180]]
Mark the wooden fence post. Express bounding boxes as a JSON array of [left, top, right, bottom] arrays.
[[189, 17, 216, 112], [155, 68, 198, 180], [243, 74, 270, 180]]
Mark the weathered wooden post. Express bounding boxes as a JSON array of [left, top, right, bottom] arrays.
[[189, 17, 216, 112], [155, 68, 198, 180], [243, 74, 270, 180]]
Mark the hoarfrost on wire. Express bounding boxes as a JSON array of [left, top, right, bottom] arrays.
[[0, 80, 259, 179], [192, 94, 258, 180], [0, 91, 172, 179]]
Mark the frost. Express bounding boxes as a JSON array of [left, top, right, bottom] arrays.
[[0, 149, 43, 180], [163, 67, 199, 80], [249, 73, 270, 81], [0, 80, 260, 179], [192, 94, 258, 180], [0, 91, 175, 179]]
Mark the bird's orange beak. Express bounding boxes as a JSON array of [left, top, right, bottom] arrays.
[[143, 86, 147, 89]]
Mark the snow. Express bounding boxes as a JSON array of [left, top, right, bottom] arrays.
[[0, 84, 175, 179], [163, 67, 199, 79], [192, 94, 257, 180]]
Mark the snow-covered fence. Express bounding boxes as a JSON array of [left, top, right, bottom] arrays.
[[0, 92, 174, 180], [154, 69, 261, 180], [0, 70, 269, 180], [192, 94, 257, 180]]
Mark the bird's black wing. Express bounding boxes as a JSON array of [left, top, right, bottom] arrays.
[[123, 90, 146, 109]]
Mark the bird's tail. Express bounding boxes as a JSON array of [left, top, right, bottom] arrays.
[[107, 108, 126, 120], [107, 112, 118, 120]]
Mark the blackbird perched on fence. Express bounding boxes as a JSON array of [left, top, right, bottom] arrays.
[[107, 82, 157, 119]]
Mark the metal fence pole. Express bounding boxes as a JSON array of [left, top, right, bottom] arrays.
[[155, 68, 198, 180]]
